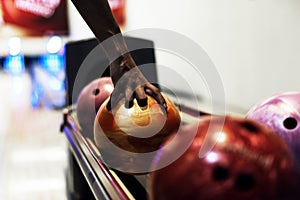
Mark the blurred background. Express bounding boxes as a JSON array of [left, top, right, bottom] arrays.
[[0, 0, 299, 199], [1, 0, 300, 110]]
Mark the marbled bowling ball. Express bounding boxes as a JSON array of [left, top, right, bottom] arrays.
[[76, 77, 114, 136], [93, 93, 181, 174], [148, 116, 299, 200], [246, 92, 300, 170]]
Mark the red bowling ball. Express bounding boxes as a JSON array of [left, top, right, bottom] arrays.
[[246, 92, 300, 170], [76, 77, 114, 135], [148, 116, 300, 200]]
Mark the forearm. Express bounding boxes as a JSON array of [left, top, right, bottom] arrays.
[[70, 0, 166, 109], [71, 0, 120, 41], [70, 0, 136, 83], [109, 52, 139, 83]]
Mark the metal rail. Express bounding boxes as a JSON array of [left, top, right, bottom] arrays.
[[61, 109, 134, 200]]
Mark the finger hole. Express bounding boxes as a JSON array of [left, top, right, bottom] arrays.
[[124, 96, 134, 108], [137, 97, 148, 108], [125, 90, 134, 109]]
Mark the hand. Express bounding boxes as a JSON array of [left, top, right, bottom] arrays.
[[107, 53, 167, 110], [71, 0, 167, 111]]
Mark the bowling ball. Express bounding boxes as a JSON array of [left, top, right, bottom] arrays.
[[76, 77, 113, 136], [148, 116, 300, 200], [93, 93, 181, 173], [246, 92, 300, 170]]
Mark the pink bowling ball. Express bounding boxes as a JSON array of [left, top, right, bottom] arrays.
[[246, 92, 300, 170], [76, 77, 114, 136]]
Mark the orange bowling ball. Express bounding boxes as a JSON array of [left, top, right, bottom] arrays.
[[94, 93, 181, 173]]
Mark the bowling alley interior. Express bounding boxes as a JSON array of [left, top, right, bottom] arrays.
[[1, 1, 300, 200]]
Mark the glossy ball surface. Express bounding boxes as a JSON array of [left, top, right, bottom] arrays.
[[94, 93, 181, 173], [76, 77, 113, 136], [246, 92, 300, 169], [148, 116, 299, 200]]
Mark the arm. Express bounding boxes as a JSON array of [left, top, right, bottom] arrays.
[[70, 0, 167, 109]]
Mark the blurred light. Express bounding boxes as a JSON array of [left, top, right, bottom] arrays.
[[46, 36, 62, 54], [48, 76, 65, 91], [8, 37, 21, 56], [205, 152, 219, 163], [104, 84, 114, 93], [30, 84, 43, 108], [213, 131, 227, 143], [30, 66, 66, 109], [3, 55, 25, 75], [40, 54, 64, 74]]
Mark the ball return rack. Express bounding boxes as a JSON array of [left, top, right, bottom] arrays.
[[60, 101, 209, 200]]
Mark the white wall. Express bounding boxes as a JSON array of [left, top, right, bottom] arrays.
[[123, 0, 300, 111], [2, 0, 300, 112]]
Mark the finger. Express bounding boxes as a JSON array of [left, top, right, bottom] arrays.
[[124, 87, 134, 109], [106, 90, 123, 111], [145, 84, 167, 110], [135, 86, 148, 107]]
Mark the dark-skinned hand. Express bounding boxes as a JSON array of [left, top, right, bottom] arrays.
[[70, 0, 167, 111]]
